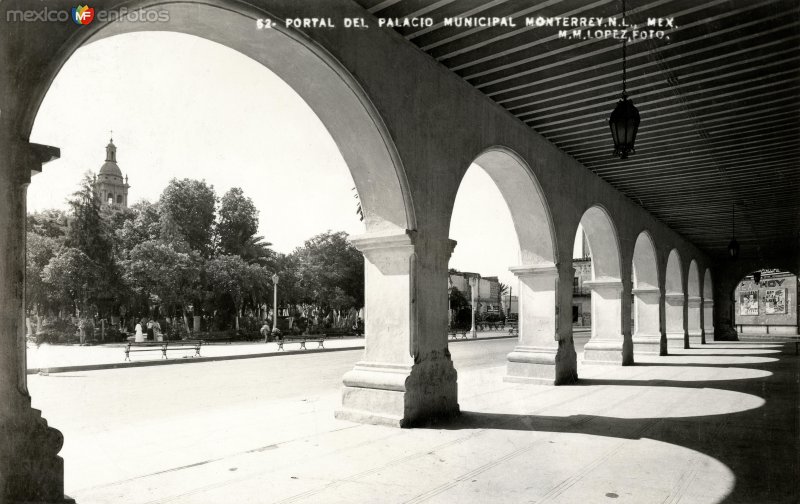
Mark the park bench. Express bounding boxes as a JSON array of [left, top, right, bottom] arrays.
[[276, 335, 325, 351], [449, 330, 468, 340], [508, 322, 518, 336], [124, 340, 203, 361]]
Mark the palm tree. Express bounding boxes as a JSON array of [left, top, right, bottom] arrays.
[[497, 282, 509, 317], [240, 235, 275, 266]]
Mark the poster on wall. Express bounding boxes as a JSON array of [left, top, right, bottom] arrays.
[[764, 288, 787, 315], [739, 291, 759, 316]]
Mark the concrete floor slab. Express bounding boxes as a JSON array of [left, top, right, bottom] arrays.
[[27, 338, 800, 503]]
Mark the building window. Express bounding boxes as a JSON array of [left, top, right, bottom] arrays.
[[117, 195, 123, 204]]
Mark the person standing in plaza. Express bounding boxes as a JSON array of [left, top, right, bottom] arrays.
[[134, 318, 145, 342], [153, 319, 162, 341], [146, 318, 154, 341]]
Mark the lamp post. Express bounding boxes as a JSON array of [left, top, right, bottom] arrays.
[[271, 273, 279, 334], [469, 276, 478, 339]]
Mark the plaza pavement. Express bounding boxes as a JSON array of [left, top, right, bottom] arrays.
[[26, 335, 798, 504]]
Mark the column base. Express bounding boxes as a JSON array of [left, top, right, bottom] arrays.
[[582, 338, 628, 365], [666, 332, 687, 349], [688, 330, 703, 347], [335, 350, 459, 428], [1, 407, 72, 504], [632, 333, 661, 355], [504, 341, 577, 385]]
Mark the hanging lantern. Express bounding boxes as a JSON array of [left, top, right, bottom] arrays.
[[609, 0, 640, 159], [609, 96, 641, 159], [727, 203, 739, 259], [727, 238, 739, 258]]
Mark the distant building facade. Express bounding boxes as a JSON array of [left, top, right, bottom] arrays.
[[449, 272, 504, 315], [734, 270, 798, 335], [572, 257, 592, 326], [94, 137, 129, 208]]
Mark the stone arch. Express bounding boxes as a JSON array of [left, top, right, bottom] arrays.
[[631, 231, 660, 355], [687, 260, 703, 345], [24, 2, 414, 235], [665, 249, 686, 349], [579, 206, 627, 365], [19, 2, 432, 430], [580, 206, 622, 282], [449, 147, 572, 385], [467, 147, 557, 266]]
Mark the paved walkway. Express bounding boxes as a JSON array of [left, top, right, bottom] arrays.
[[27, 338, 799, 504]]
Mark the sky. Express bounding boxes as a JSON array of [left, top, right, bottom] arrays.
[[29, 32, 583, 288]]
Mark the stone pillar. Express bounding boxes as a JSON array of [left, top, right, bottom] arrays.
[[703, 299, 714, 343], [582, 279, 628, 365], [504, 263, 577, 385], [336, 230, 458, 427], [665, 292, 687, 349], [0, 137, 72, 503], [687, 296, 703, 346], [632, 287, 661, 355]]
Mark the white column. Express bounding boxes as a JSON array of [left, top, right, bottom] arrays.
[[0, 138, 70, 503], [504, 263, 577, 384], [665, 292, 687, 349], [582, 279, 626, 365], [336, 230, 458, 427], [703, 299, 714, 343], [687, 296, 703, 346], [632, 287, 661, 355]]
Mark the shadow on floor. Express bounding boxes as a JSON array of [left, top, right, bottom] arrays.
[[434, 341, 800, 504]]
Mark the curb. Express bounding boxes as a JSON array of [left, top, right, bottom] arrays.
[[28, 345, 365, 375]]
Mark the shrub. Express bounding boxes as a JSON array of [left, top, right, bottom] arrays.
[[28, 318, 79, 345]]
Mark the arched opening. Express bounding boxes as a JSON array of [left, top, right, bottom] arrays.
[[16, 4, 419, 498], [703, 268, 714, 340], [449, 148, 569, 385], [732, 269, 798, 337], [664, 249, 686, 350], [631, 231, 661, 356], [687, 260, 703, 346], [577, 206, 628, 365]]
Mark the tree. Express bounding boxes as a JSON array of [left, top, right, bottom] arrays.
[[41, 248, 99, 317], [204, 254, 268, 330], [122, 240, 201, 332], [218, 187, 259, 256], [26, 232, 61, 313], [497, 282, 510, 316], [159, 178, 217, 255], [292, 231, 363, 309], [66, 173, 113, 267], [26, 209, 69, 240], [115, 201, 162, 255]]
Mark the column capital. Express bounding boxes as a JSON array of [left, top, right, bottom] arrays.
[[632, 287, 660, 295], [584, 278, 623, 291], [350, 229, 415, 252], [703, 298, 714, 305], [509, 262, 557, 278], [0, 136, 60, 186], [632, 287, 661, 300], [665, 291, 685, 301], [687, 296, 703, 305]]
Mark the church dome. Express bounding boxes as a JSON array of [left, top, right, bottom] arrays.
[[99, 138, 122, 178], [100, 160, 122, 177]]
